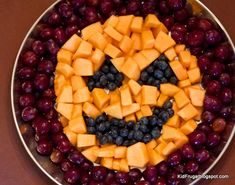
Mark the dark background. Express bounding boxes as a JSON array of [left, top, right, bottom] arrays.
[[0, 0, 234, 184]]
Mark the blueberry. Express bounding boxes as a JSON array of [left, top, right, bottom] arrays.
[[137, 80, 144, 85], [147, 77, 155, 85], [107, 73, 115, 81], [107, 82, 117, 91], [146, 66, 154, 74], [127, 121, 135, 129], [143, 134, 152, 143], [153, 60, 159, 67], [97, 122, 106, 132], [134, 124, 140, 131], [159, 55, 167, 61], [104, 121, 111, 130], [161, 77, 168, 83], [128, 130, 134, 139], [93, 71, 103, 80], [110, 65, 118, 74], [100, 136, 108, 145], [154, 69, 164, 79], [115, 136, 124, 145], [118, 120, 125, 128], [134, 130, 144, 141], [157, 119, 164, 126], [164, 68, 173, 78], [153, 80, 160, 88], [163, 100, 172, 109], [159, 111, 170, 122], [95, 81, 101, 88], [107, 135, 113, 143], [140, 117, 149, 125], [141, 71, 148, 82], [116, 73, 124, 82], [129, 139, 137, 145], [96, 114, 107, 123], [120, 128, 129, 137], [139, 124, 149, 133], [157, 60, 168, 70], [111, 129, 118, 138], [87, 117, 95, 126], [149, 116, 158, 127], [116, 80, 122, 87], [123, 140, 130, 146], [101, 65, 109, 73], [87, 79, 95, 91], [170, 76, 178, 84], [100, 75, 108, 86], [111, 118, 120, 126], [167, 108, 174, 117], [87, 126, 96, 134], [96, 132, 102, 139], [151, 128, 160, 138]]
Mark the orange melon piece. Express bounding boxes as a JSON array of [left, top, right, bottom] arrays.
[[120, 159, 129, 172], [164, 47, 177, 61], [71, 104, 82, 119], [115, 15, 134, 35], [60, 116, 69, 127], [174, 90, 190, 109], [147, 148, 164, 166], [162, 125, 182, 141], [103, 102, 123, 119], [56, 63, 74, 78], [140, 49, 160, 64], [178, 79, 191, 88], [162, 142, 177, 156], [125, 114, 136, 122], [77, 134, 96, 148], [98, 145, 116, 157], [157, 93, 169, 107], [133, 92, 142, 104], [128, 79, 142, 96], [114, 146, 127, 158], [81, 22, 103, 40], [73, 58, 93, 76], [104, 25, 123, 42], [127, 142, 149, 168], [73, 40, 93, 59], [63, 127, 77, 146], [104, 15, 119, 28], [155, 31, 176, 53], [120, 86, 133, 106], [144, 14, 161, 28], [57, 49, 73, 65], [160, 83, 180, 97], [110, 57, 125, 72], [133, 52, 150, 70], [56, 85, 73, 103], [174, 44, 186, 54], [142, 30, 155, 49], [152, 23, 168, 37], [119, 35, 133, 53], [82, 146, 99, 162], [131, 33, 142, 50], [187, 67, 201, 84], [71, 76, 86, 91], [180, 119, 197, 135], [136, 110, 144, 120], [122, 103, 140, 117], [194, 107, 203, 121], [166, 114, 180, 128], [62, 34, 82, 53], [142, 85, 159, 105], [146, 139, 158, 150], [112, 159, 121, 171], [104, 43, 122, 58], [179, 50, 192, 68], [68, 116, 87, 134], [169, 60, 188, 80], [110, 90, 121, 104], [91, 48, 105, 67], [57, 103, 73, 120], [101, 157, 113, 169], [189, 55, 198, 69], [141, 106, 153, 117], [88, 32, 108, 51], [73, 87, 91, 103], [154, 142, 167, 154], [54, 74, 66, 95], [188, 88, 205, 107], [92, 88, 110, 109], [131, 16, 143, 32], [177, 103, 198, 121], [121, 57, 140, 81], [83, 102, 101, 119]]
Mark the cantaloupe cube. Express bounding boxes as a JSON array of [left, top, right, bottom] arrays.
[[120, 159, 129, 172], [187, 67, 201, 84], [57, 103, 73, 120], [178, 79, 191, 88], [103, 102, 123, 119], [68, 116, 87, 134], [121, 57, 140, 81], [189, 88, 205, 107], [146, 139, 158, 150], [169, 60, 188, 80], [56, 63, 74, 78], [57, 49, 73, 65], [127, 142, 149, 168], [62, 34, 82, 53], [73, 87, 90, 103], [122, 103, 140, 117], [110, 90, 121, 104], [98, 145, 116, 157], [194, 107, 203, 121], [140, 49, 160, 63], [81, 22, 103, 40], [112, 159, 121, 171], [114, 146, 127, 158], [162, 125, 182, 141], [174, 90, 190, 109], [136, 110, 144, 120], [131, 33, 142, 50], [73, 40, 93, 59], [174, 135, 189, 148], [128, 79, 142, 96], [83, 102, 101, 119], [104, 43, 122, 58], [133, 52, 150, 70], [101, 157, 113, 169], [92, 88, 110, 109], [133, 92, 142, 104], [57, 85, 73, 103], [125, 114, 136, 122], [180, 119, 197, 135], [104, 25, 123, 42], [119, 36, 133, 53], [71, 76, 86, 91], [148, 149, 164, 166], [157, 136, 167, 144], [88, 32, 108, 51], [131, 16, 143, 32], [115, 15, 134, 35], [71, 104, 82, 119], [142, 30, 155, 49], [120, 86, 133, 106], [142, 85, 159, 105], [60, 116, 69, 127], [189, 55, 198, 69], [172, 101, 179, 113], [179, 50, 191, 68], [154, 142, 167, 155], [73, 58, 93, 76], [54, 74, 66, 95], [141, 106, 153, 117], [110, 57, 125, 72], [157, 93, 169, 107], [174, 44, 186, 54], [160, 83, 180, 97], [82, 146, 99, 162], [166, 114, 180, 128], [177, 103, 198, 121], [91, 49, 105, 67], [103, 15, 119, 28], [155, 31, 176, 53], [164, 47, 177, 61], [63, 127, 77, 146], [77, 134, 96, 148], [152, 23, 168, 37], [144, 14, 161, 28], [162, 142, 177, 156]]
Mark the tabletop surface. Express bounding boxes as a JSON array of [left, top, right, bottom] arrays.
[[0, 0, 235, 185]]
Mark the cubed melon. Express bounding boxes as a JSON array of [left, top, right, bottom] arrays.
[[82, 146, 99, 162], [114, 146, 127, 158], [154, 142, 167, 155], [188, 87, 205, 107], [83, 102, 101, 119], [125, 114, 136, 122], [174, 90, 190, 109], [180, 119, 197, 135], [189, 55, 198, 69], [88, 32, 108, 51], [56, 85, 73, 103], [166, 114, 180, 128], [110, 90, 121, 104], [63, 126, 77, 146], [162, 125, 182, 141], [122, 103, 140, 117], [73, 87, 90, 103], [101, 157, 113, 169], [68, 116, 87, 134], [103, 102, 123, 119], [127, 142, 149, 168], [142, 30, 155, 49], [147, 148, 164, 166], [160, 83, 180, 97], [131, 33, 142, 50], [136, 110, 144, 120], [73, 58, 93, 76], [120, 159, 129, 172], [142, 85, 159, 105], [115, 15, 134, 35], [60, 116, 69, 127], [155, 31, 176, 53], [131, 16, 143, 32], [62, 34, 82, 53], [77, 134, 96, 148], [54, 74, 66, 95], [73, 40, 93, 59], [104, 43, 122, 58], [110, 57, 125, 72], [169, 60, 188, 80], [146, 139, 158, 150], [57, 49, 73, 65], [174, 44, 186, 54], [91, 48, 105, 66], [104, 25, 123, 42], [187, 67, 201, 84], [71, 76, 86, 91], [57, 103, 73, 120], [119, 36, 133, 53], [164, 47, 177, 61], [103, 15, 119, 28], [81, 22, 103, 40], [98, 145, 116, 157], [71, 104, 82, 119], [178, 79, 191, 88], [152, 23, 168, 37], [112, 159, 121, 171], [172, 101, 179, 113], [177, 103, 198, 121], [121, 57, 140, 81], [92, 88, 110, 109], [120, 86, 133, 106], [133, 92, 142, 104], [56, 63, 74, 78], [144, 14, 161, 28], [194, 107, 203, 121], [179, 50, 191, 68], [157, 93, 169, 107], [162, 142, 177, 156], [128, 79, 142, 96], [133, 52, 150, 70], [140, 49, 160, 63], [141, 106, 153, 117], [174, 134, 189, 148]]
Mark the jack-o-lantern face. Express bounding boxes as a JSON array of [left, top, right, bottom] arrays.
[[54, 14, 204, 170]]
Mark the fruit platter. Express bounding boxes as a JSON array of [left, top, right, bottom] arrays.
[[11, 0, 235, 184]]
